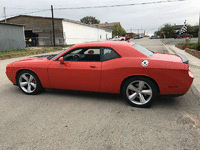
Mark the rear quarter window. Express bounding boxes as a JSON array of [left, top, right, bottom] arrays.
[[132, 44, 154, 57]]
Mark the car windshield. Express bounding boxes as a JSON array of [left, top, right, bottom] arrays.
[[132, 44, 154, 57], [47, 50, 66, 60]]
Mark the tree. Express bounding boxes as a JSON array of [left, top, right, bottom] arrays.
[[80, 16, 100, 24], [155, 23, 176, 38], [187, 25, 199, 37], [112, 24, 126, 37]]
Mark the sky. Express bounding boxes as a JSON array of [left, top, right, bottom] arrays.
[[0, 0, 200, 35]]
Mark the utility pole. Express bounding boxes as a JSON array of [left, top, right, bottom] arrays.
[[51, 5, 56, 46], [198, 13, 200, 43], [4, 7, 6, 23]]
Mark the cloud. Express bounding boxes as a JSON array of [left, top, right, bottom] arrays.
[[1, 0, 199, 35]]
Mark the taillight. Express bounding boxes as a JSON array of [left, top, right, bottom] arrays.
[[188, 71, 194, 78]]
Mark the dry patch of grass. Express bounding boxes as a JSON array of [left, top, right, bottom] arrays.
[[0, 46, 73, 60]]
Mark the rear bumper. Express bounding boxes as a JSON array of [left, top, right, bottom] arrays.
[[159, 70, 194, 95]]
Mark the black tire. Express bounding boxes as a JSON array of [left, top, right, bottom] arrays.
[[17, 70, 43, 95], [122, 77, 158, 107]]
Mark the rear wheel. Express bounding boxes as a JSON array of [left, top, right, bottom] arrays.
[[17, 70, 42, 95], [122, 77, 158, 107]]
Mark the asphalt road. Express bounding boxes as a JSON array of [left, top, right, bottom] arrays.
[[0, 39, 200, 150]]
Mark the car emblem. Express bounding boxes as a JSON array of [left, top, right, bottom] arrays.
[[141, 60, 149, 67]]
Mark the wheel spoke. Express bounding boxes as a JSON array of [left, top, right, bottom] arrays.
[[138, 93, 146, 104], [128, 84, 138, 92], [29, 75, 34, 82], [30, 83, 36, 89], [27, 84, 31, 93], [129, 93, 138, 101], [138, 81, 145, 90], [21, 74, 28, 81], [141, 90, 152, 95], [20, 82, 28, 87]]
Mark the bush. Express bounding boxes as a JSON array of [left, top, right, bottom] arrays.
[[177, 43, 200, 51], [196, 44, 200, 51], [177, 43, 193, 46]]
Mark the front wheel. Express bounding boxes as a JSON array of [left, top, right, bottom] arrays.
[[17, 70, 43, 95], [122, 77, 158, 107]]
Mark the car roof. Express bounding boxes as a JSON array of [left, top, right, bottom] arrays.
[[72, 41, 134, 48]]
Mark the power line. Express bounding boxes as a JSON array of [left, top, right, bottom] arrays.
[[4, 0, 185, 18], [6, 9, 50, 18], [5, 7, 45, 10], [54, 0, 185, 10]]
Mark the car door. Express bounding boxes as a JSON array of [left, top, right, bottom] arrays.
[[99, 48, 122, 93], [48, 48, 101, 92]]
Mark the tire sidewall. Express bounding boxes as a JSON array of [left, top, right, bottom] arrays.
[[122, 77, 158, 107]]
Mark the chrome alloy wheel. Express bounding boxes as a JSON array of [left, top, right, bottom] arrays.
[[126, 80, 152, 105], [19, 73, 37, 94]]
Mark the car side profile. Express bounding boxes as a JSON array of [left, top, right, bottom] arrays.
[[6, 41, 194, 107]]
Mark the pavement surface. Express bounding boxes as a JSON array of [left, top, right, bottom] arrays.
[[0, 38, 200, 150]]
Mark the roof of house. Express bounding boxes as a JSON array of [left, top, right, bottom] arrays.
[[1, 15, 112, 32], [174, 25, 184, 30], [0, 15, 64, 21], [0, 22, 24, 27], [93, 22, 120, 28]]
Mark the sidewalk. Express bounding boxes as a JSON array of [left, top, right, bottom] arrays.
[[164, 44, 200, 94]]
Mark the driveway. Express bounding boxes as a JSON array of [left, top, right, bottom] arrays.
[[0, 40, 200, 150]]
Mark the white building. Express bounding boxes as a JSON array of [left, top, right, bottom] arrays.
[[62, 19, 112, 45]]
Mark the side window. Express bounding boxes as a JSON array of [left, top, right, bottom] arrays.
[[101, 48, 120, 61], [63, 49, 83, 61], [71, 49, 82, 54], [83, 48, 101, 62], [63, 48, 101, 62], [84, 49, 100, 55]]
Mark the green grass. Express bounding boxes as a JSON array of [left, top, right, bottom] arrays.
[[0, 45, 74, 60]]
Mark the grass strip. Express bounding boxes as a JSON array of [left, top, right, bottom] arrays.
[[0, 45, 73, 60]]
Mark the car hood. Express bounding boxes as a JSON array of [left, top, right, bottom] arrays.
[[18, 57, 48, 62], [17, 55, 55, 62], [151, 53, 183, 63]]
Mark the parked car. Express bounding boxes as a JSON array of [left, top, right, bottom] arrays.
[[6, 41, 193, 107], [118, 36, 125, 41], [111, 36, 131, 41], [134, 35, 140, 39], [149, 35, 160, 39], [110, 36, 119, 41], [125, 36, 131, 41]]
